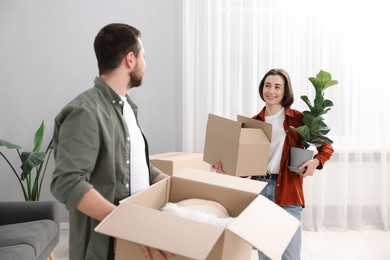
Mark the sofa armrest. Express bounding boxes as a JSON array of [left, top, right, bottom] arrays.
[[0, 201, 59, 227]]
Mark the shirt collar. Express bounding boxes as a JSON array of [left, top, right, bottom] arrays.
[[93, 77, 138, 112], [253, 106, 295, 120]]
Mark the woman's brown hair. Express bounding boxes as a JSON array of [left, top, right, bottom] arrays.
[[258, 68, 294, 107]]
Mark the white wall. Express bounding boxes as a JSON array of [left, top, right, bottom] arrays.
[[0, 0, 183, 223]]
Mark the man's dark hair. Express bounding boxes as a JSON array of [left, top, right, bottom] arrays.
[[258, 68, 295, 107], [94, 23, 141, 75]]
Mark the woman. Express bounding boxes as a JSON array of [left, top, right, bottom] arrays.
[[213, 68, 334, 260]]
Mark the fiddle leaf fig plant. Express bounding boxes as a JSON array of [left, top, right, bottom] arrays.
[[290, 70, 338, 149], [0, 120, 53, 201]]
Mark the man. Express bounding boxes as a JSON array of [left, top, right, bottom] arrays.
[[51, 23, 170, 260]]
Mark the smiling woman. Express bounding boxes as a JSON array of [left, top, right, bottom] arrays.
[[183, 0, 390, 231]]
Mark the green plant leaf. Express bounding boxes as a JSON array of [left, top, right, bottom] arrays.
[[308, 77, 322, 92], [317, 70, 332, 82], [33, 121, 45, 152], [313, 126, 331, 136], [301, 95, 312, 110], [20, 151, 46, 180], [314, 93, 324, 107], [312, 135, 333, 146], [308, 116, 323, 131], [323, 99, 334, 109], [1, 120, 53, 201], [0, 139, 22, 149], [290, 70, 338, 149], [323, 80, 338, 91], [291, 125, 311, 142]]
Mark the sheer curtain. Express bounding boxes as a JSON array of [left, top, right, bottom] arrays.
[[183, 0, 390, 230]]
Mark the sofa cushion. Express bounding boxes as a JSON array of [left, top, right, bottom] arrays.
[[0, 219, 57, 258], [0, 244, 35, 259]]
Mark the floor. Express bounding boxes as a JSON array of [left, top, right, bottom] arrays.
[[54, 228, 390, 260]]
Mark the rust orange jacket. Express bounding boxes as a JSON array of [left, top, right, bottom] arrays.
[[252, 106, 334, 207]]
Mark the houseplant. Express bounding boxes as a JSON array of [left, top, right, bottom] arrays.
[[289, 70, 338, 172], [0, 120, 53, 201]]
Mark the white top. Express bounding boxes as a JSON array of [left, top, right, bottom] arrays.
[[265, 107, 286, 174], [120, 96, 149, 195]]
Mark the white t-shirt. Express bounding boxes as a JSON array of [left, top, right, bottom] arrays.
[[265, 107, 286, 174], [120, 96, 149, 195]]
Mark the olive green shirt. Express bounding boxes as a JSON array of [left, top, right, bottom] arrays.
[[51, 77, 161, 260]]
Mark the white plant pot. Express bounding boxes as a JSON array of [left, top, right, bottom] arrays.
[[288, 147, 314, 173]]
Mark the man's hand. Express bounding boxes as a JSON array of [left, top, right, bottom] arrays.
[[138, 244, 174, 260]]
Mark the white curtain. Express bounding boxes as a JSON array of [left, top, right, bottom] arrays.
[[183, 0, 390, 230]]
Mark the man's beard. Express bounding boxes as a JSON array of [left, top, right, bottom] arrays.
[[129, 71, 143, 88]]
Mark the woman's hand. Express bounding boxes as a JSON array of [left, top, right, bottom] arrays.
[[212, 160, 225, 174], [138, 244, 174, 260], [298, 158, 320, 177]]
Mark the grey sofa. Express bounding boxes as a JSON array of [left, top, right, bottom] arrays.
[[0, 201, 60, 260]]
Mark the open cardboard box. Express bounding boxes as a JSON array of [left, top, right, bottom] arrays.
[[203, 114, 272, 176], [150, 152, 211, 175], [95, 168, 299, 260]]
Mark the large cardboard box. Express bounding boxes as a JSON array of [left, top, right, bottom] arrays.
[[150, 152, 211, 175], [95, 168, 299, 260], [203, 114, 272, 176]]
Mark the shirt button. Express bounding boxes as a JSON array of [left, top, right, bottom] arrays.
[[127, 136, 130, 141], [112, 100, 116, 104], [277, 184, 280, 187], [126, 183, 129, 188], [126, 160, 129, 164], [119, 100, 123, 105]]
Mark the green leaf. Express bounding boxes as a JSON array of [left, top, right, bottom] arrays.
[[0, 139, 22, 150], [323, 99, 334, 109], [301, 95, 312, 110], [290, 70, 338, 149], [316, 70, 332, 83], [313, 126, 331, 136], [313, 93, 324, 107], [33, 121, 45, 152], [308, 77, 322, 91], [291, 125, 311, 142], [302, 113, 315, 126], [20, 152, 46, 180], [312, 135, 333, 146], [323, 80, 338, 91], [308, 116, 323, 131]]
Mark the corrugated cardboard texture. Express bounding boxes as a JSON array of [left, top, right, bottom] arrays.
[[228, 195, 300, 259], [203, 114, 272, 176], [150, 152, 211, 176], [235, 128, 270, 176], [95, 169, 299, 260]]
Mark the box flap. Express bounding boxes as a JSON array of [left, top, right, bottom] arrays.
[[150, 152, 204, 161], [237, 115, 272, 142], [149, 152, 184, 159], [95, 203, 225, 259], [203, 113, 242, 175], [150, 152, 211, 175], [173, 168, 266, 195], [228, 195, 300, 259], [235, 129, 270, 176]]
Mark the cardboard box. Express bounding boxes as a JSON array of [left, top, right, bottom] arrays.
[[95, 168, 299, 260], [150, 152, 211, 175], [203, 114, 272, 176]]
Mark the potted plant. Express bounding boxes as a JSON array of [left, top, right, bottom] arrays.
[[0, 120, 53, 201], [289, 70, 338, 172]]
